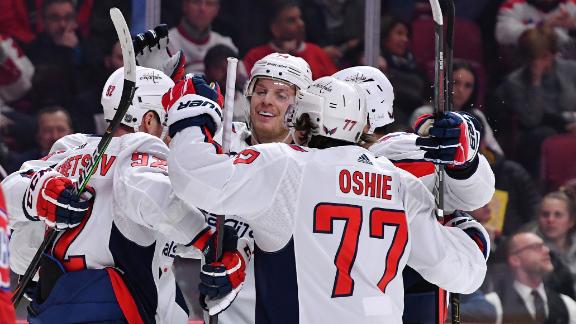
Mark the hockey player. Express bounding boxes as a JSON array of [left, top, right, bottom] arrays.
[[163, 74, 489, 323], [0, 185, 15, 324], [334, 66, 495, 323], [1, 66, 247, 323], [195, 52, 313, 323]]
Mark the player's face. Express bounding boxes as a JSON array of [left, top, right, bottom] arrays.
[[453, 68, 474, 110], [383, 23, 409, 57], [249, 78, 296, 143], [512, 233, 553, 275], [182, 0, 220, 31], [538, 197, 574, 242], [43, 2, 76, 39], [36, 111, 73, 152]]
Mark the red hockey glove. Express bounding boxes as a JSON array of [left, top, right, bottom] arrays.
[[24, 168, 95, 230], [133, 24, 186, 82], [162, 74, 224, 138], [442, 211, 490, 261], [413, 111, 481, 167], [196, 225, 252, 316]]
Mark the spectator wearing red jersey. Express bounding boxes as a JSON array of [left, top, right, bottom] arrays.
[[243, 0, 338, 80]]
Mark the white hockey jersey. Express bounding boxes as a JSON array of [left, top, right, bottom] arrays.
[[2, 132, 208, 324], [370, 132, 495, 213], [169, 126, 487, 324]]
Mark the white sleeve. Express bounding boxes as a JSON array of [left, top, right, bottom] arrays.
[[8, 221, 44, 275], [168, 127, 292, 218], [560, 294, 576, 324], [113, 138, 208, 245], [495, 4, 532, 45], [443, 154, 495, 212], [370, 133, 496, 212], [401, 169, 487, 294]]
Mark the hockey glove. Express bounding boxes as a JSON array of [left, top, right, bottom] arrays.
[[197, 225, 252, 316], [133, 24, 186, 82], [162, 74, 224, 138], [413, 111, 481, 167], [24, 168, 95, 230], [442, 210, 490, 261]]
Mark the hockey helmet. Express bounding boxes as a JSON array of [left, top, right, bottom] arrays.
[[287, 76, 367, 144], [333, 66, 394, 133], [245, 53, 313, 96], [101, 66, 175, 133]]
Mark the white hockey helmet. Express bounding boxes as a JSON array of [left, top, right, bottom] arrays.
[[333, 66, 394, 133], [101, 66, 175, 132], [288, 76, 367, 144], [245, 53, 313, 96]]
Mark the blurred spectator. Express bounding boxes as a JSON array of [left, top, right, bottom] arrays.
[[301, 0, 364, 65], [25, 0, 90, 111], [485, 232, 576, 323], [5, 106, 73, 173], [496, 0, 576, 52], [530, 191, 576, 292], [0, 35, 34, 106], [168, 0, 238, 74], [0, 0, 95, 45], [243, 0, 338, 79], [203, 44, 248, 122], [380, 15, 427, 125], [73, 38, 123, 134], [384, 0, 491, 22], [492, 26, 576, 176], [0, 34, 36, 158], [410, 59, 502, 154]]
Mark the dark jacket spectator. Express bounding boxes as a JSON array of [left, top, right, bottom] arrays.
[[492, 26, 576, 175]]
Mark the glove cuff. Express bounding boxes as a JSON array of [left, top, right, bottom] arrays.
[[169, 114, 218, 138], [445, 155, 479, 179]]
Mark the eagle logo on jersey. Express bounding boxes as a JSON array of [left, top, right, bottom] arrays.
[[323, 125, 337, 136]]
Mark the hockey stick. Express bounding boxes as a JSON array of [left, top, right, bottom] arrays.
[[209, 57, 238, 324], [11, 7, 136, 307], [439, 0, 459, 323]]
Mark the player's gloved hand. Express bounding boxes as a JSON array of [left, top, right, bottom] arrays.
[[162, 74, 224, 138], [197, 225, 252, 316], [133, 24, 186, 82], [24, 168, 95, 230], [442, 210, 490, 261], [413, 111, 481, 168]]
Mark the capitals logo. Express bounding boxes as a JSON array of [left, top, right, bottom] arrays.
[[323, 125, 337, 136]]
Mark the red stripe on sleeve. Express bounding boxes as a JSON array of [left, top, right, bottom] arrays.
[[393, 161, 436, 178]]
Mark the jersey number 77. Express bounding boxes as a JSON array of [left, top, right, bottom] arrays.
[[313, 203, 408, 298]]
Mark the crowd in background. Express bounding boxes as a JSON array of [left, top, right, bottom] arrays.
[[1, 0, 576, 322]]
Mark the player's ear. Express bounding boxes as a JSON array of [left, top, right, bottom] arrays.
[[141, 111, 158, 131]]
